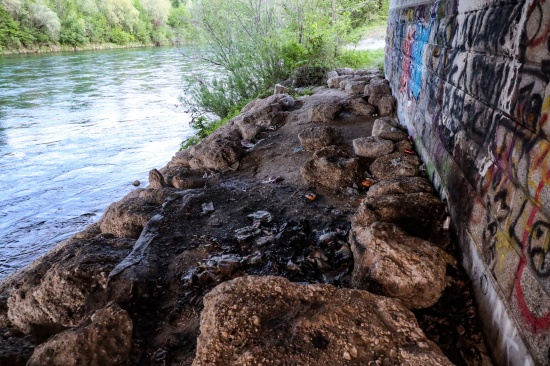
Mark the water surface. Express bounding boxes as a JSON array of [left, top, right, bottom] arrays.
[[0, 47, 206, 279]]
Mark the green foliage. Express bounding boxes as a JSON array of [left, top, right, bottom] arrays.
[[181, 97, 253, 149], [59, 14, 87, 45], [337, 48, 385, 70], [182, 0, 389, 148], [0, 0, 194, 50], [109, 25, 131, 44]]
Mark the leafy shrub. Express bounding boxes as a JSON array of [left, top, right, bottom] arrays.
[[60, 15, 88, 46], [109, 26, 132, 45]]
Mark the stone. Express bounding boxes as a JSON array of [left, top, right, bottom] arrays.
[[335, 67, 355, 75], [395, 139, 414, 153], [367, 176, 435, 197], [327, 75, 351, 89], [350, 222, 453, 309], [132, 180, 140, 187], [352, 192, 445, 238], [189, 137, 243, 171], [326, 70, 338, 80], [372, 117, 408, 141], [307, 102, 342, 123], [369, 94, 396, 116], [172, 175, 207, 190], [370, 152, 421, 180], [193, 276, 452, 366], [364, 78, 391, 97], [343, 98, 376, 116], [352, 136, 394, 161], [298, 127, 343, 151], [99, 189, 159, 238], [148, 169, 167, 189], [27, 302, 132, 366], [7, 236, 132, 333], [344, 80, 368, 96], [169, 149, 192, 168], [301, 146, 363, 191], [274, 84, 290, 94]]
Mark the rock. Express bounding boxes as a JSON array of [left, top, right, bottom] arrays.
[[395, 139, 414, 153], [73, 223, 101, 240], [99, 189, 160, 238], [7, 236, 132, 333], [189, 137, 243, 171], [169, 149, 192, 168], [352, 136, 394, 161], [27, 302, 132, 366], [193, 276, 452, 366], [172, 175, 207, 190], [148, 169, 167, 189], [372, 117, 408, 141], [352, 192, 445, 237], [367, 176, 435, 197], [364, 78, 391, 97], [327, 75, 351, 89], [274, 84, 290, 94], [344, 80, 367, 96], [0, 331, 35, 366], [301, 146, 363, 191], [350, 222, 453, 309], [335, 67, 355, 75], [326, 70, 338, 80], [289, 65, 328, 87], [370, 152, 421, 180], [369, 93, 396, 116], [307, 101, 342, 123], [132, 180, 140, 187], [0, 295, 10, 327], [343, 98, 376, 116], [298, 127, 343, 151]]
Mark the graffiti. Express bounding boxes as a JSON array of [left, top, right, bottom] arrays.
[[388, 0, 550, 363]]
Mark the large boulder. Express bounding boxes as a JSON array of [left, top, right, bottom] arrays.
[[27, 302, 132, 366], [307, 101, 342, 123], [344, 80, 368, 96], [343, 98, 376, 117], [352, 192, 445, 238], [0, 329, 35, 366], [367, 176, 435, 197], [372, 117, 408, 141], [188, 136, 244, 171], [7, 237, 132, 334], [369, 94, 395, 116], [352, 136, 394, 161], [364, 78, 391, 96], [301, 146, 363, 191], [234, 94, 292, 140], [99, 189, 160, 239], [327, 75, 351, 89], [193, 276, 452, 365], [350, 222, 453, 309], [369, 152, 421, 180], [298, 127, 343, 151]]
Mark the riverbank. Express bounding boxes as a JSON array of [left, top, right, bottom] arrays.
[[0, 42, 178, 55], [0, 69, 492, 365]]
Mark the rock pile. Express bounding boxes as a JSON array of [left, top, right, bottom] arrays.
[[0, 68, 491, 366]]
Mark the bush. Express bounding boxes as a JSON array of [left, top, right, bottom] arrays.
[[109, 26, 132, 45], [60, 15, 88, 46]]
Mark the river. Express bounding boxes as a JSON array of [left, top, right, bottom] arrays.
[[0, 47, 208, 279]]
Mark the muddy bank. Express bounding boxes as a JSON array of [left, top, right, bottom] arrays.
[[0, 69, 492, 365]]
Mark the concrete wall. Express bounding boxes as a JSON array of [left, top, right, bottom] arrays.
[[385, 0, 550, 364]]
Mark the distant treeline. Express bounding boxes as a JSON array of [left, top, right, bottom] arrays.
[[0, 0, 193, 50]]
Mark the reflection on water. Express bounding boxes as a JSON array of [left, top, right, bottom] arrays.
[[0, 47, 208, 279]]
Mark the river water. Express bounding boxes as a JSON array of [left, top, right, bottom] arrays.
[[0, 47, 207, 279]]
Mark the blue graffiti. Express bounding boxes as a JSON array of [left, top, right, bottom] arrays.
[[409, 20, 433, 100]]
